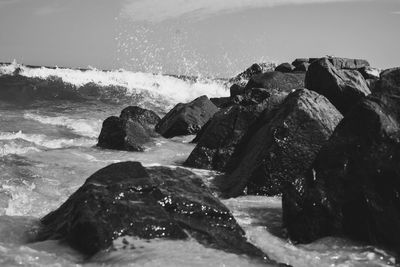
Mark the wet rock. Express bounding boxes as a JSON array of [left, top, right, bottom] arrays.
[[282, 88, 400, 253], [245, 71, 305, 92], [220, 89, 342, 197], [210, 97, 232, 109], [292, 58, 309, 68], [155, 95, 218, 138], [34, 161, 277, 263], [230, 84, 245, 97], [185, 89, 288, 171], [305, 57, 371, 114], [97, 106, 160, 152], [283, 69, 400, 252], [275, 63, 295, 73], [294, 62, 310, 72]]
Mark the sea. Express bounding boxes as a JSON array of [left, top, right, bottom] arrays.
[[0, 61, 396, 267]]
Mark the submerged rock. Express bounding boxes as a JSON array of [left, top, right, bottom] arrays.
[[220, 89, 342, 197], [282, 69, 400, 253], [97, 106, 160, 152], [305, 57, 371, 114], [185, 89, 288, 171], [155, 95, 218, 138], [33, 161, 279, 264], [245, 71, 305, 92]]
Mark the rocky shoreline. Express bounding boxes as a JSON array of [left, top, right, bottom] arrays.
[[20, 57, 399, 265]]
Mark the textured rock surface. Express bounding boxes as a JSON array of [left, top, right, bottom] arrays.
[[97, 106, 160, 151], [33, 162, 276, 263], [245, 71, 305, 92], [282, 69, 400, 253], [275, 63, 295, 73], [305, 58, 371, 114], [221, 89, 342, 197], [155, 95, 218, 138], [185, 89, 287, 171]]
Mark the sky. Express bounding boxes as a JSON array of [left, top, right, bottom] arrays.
[[0, 0, 399, 77]]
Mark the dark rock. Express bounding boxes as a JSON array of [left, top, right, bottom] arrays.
[[282, 89, 400, 253], [220, 89, 342, 197], [275, 63, 295, 73], [359, 66, 380, 80], [305, 58, 371, 114], [185, 89, 288, 171], [292, 58, 309, 68], [34, 161, 277, 263], [230, 84, 245, 97], [210, 97, 232, 108], [97, 106, 160, 152], [328, 57, 370, 70], [155, 95, 219, 138], [245, 71, 305, 92], [378, 67, 400, 96], [294, 62, 310, 72]]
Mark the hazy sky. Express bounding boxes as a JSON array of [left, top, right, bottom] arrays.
[[0, 0, 399, 77]]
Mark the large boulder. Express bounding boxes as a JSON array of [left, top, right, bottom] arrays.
[[33, 162, 279, 264], [229, 62, 276, 85], [291, 58, 309, 68], [220, 89, 343, 197], [275, 63, 295, 73], [282, 68, 400, 253], [185, 89, 288, 171], [245, 71, 305, 92], [328, 57, 370, 70], [305, 57, 371, 114], [155, 95, 218, 138], [377, 67, 400, 95], [97, 106, 160, 151]]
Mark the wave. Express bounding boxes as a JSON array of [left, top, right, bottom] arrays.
[[0, 131, 95, 156], [0, 61, 229, 105], [23, 113, 101, 138]]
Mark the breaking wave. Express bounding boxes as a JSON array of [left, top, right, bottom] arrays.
[[0, 61, 229, 105]]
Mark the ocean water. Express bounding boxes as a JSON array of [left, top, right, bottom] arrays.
[[0, 62, 397, 267]]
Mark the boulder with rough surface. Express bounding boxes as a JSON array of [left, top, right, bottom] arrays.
[[282, 68, 400, 253], [97, 106, 160, 151], [245, 71, 305, 92], [220, 89, 343, 197], [275, 63, 295, 73], [305, 57, 371, 114], [155, 95, 218, 138], [33, 161, 278, 264], [185, 89, 288, 171]]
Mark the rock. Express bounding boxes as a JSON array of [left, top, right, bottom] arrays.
[[275, 63, 295, 73], [97, 106, 160, 151], [185, 89, 288, 171], [282, 89, 400, 253], [33, 161, 277, 263], [229, 62, 276, 85], [210, 97, 232, 108], [305, 57, 371, 114], [245, 71, 305, 92], [230, 84, 245, 97], [155, 95, 219, 138], [328, 57, 370, 70], [294, 62, 310, 72], [292, 58, 309, 68], [220, 89, 343, 197], [377, 67, 400, 96], [359, 66, 380, 80]]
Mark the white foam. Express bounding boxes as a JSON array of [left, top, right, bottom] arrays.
[[0, 61, 229, 104], [0, 131, 95, 151], [23, 113, 101, 138]]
